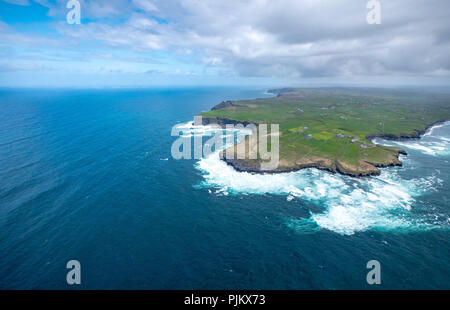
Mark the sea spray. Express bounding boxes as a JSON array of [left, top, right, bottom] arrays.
[[194, 121, 450, 235]]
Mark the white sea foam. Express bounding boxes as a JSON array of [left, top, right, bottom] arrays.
[[387, 140, 449, 156], [422, 121, 450, 137], [196, 150, 443, 234], [373, 121, 450, 157], [192, 121, 449, 235], [174, 121, 223, 136], [174, 121, 252, 139]]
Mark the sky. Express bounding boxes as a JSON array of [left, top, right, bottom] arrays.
[[0, 0, 449, 88]]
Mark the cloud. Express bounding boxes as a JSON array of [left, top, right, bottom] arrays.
[[52, 0, 450, 79], [0, 20, 61, 47], [33, 0, 134, 19], [132, 0, 158, 12], [0, 62, 53, 72], [2, 0, 450, 83], [2, 0, 30, 5]]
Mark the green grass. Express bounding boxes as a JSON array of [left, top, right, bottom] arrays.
[[200, 88, 450, 175]]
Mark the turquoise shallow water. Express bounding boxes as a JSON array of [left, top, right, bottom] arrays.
[[0, 88, 449, 289]]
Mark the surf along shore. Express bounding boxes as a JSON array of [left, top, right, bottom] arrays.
[[198, 88, 450, 177]]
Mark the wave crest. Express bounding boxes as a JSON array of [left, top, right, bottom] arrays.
[[193, 122, 449, 235]]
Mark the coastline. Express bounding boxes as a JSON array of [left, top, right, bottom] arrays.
[[199, 109, 449, 178]]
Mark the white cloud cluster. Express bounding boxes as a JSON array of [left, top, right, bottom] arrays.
[[2, 0, 450, 81]]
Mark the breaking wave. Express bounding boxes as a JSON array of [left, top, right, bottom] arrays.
[[373, 121, 450, 157], [192, 121, 450, 235]]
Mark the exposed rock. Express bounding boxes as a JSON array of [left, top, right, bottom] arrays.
[[211, 100, 235, 110], [200, 116, 256, 128]]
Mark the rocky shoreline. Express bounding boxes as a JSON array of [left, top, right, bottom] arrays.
[[198, 115, 256, 127], [199, 106, 449, 178], [366, 119, 449, 141], [222, 155, 405, 177]]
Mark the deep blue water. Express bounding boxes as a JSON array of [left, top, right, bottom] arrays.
[[0, 88, 449, 289]]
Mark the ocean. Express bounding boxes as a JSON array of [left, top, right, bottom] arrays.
[[0, 87, 448, 289]]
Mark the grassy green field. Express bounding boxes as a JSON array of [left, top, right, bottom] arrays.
[[200, 88, 450, 176]]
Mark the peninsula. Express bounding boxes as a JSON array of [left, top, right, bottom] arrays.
[[199, 88, 450, 177]]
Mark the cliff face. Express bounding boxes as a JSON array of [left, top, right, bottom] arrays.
[[200, 116, 256, 127], [211, 101, 235, 110], [221, 153, 405, 177]]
